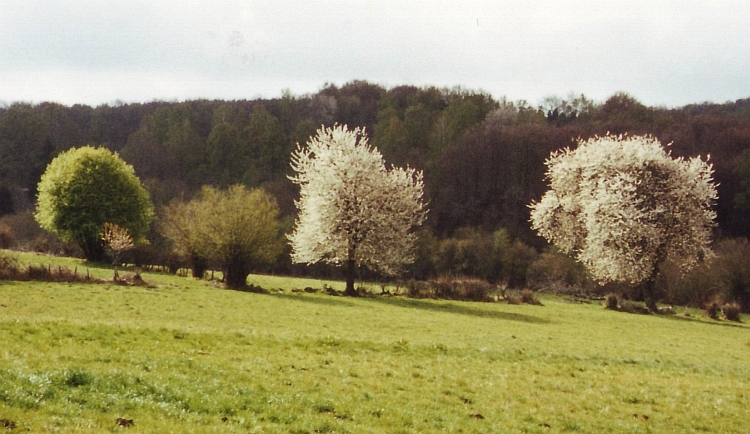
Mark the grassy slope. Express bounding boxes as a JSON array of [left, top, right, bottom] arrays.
[[0, 252, 749, 433]]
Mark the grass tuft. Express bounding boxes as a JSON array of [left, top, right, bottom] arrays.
[[63, 368, 94, 388]]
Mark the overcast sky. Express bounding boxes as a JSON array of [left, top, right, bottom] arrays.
[[1, 0, 749, 108]]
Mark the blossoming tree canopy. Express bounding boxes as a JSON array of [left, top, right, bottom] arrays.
[[529, 134, 717, 311], [288, 124, 427, 296]]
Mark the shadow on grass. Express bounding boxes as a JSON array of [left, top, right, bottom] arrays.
[[270, 292, 357, 307], [370, 296, 551, 324], [658, 313, 747, 328]]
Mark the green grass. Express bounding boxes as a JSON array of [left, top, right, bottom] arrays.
[[0, 251, 749, 432]]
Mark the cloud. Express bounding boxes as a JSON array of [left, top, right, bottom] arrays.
[[1, 1, 749, 106]]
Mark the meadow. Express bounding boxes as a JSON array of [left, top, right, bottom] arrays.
[[0, 252, 748, 433]]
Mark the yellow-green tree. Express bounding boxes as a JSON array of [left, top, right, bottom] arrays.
[[35, 146, 153, 261], [160, 185, 283, 288]]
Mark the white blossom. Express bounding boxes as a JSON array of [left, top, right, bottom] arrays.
[[100, 222, 135, 281], [288, 125, 426, 277], [530, 134, 717, 285]]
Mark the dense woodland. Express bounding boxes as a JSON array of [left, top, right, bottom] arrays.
[[1, 81, 750, 288]]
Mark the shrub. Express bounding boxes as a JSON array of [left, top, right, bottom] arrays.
[[432, 228, 537, 287], [501, 239, 539, 288], [453, 279, 494, 302], [658, 238, 750, 313], [405, 279, 433, 299], [619, 300, 636, 314], [520, 289, 542, 305], [721, 303, 742, 322], [434, 231, 497, 282], [619, 300, 650, 315], [504, 292, 522, 305], [407, 229, 438, 280], [714, 238, 750, 313], [527, 247, 592, 294], [404, 277, 495, 302], [432, 278, 454, 299], [0, 250, 20, 278], [0, 211, 47, 250], [0, 224, 14, 249], [705, 302, 720, 320], [658, 258, 721, 310], [501, 289, 542, 305]]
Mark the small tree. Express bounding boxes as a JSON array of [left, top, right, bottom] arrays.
[[530, 134, 717, 311], [100, 222, 134, 281], [288, 125, 427, 295], [35, 146, 153, 261], [160, 185, 283, 289]]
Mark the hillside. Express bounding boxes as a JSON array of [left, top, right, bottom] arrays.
[[2, 85, 750, 244], [0, 253, 748, 433]]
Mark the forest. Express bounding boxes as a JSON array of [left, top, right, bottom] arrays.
[[1, 81, 749, 292]]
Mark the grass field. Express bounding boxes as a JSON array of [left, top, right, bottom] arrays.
[[0, 251, 749, 433]]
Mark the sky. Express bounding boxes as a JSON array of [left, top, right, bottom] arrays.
[[1, 0, 750, 108]]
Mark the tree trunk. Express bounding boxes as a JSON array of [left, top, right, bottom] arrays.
[[190, 253, 208, 279], [224, 256, 249, 289], [80, 235, 106, 262], [643, 268, 659, 313], [344, 258, 357, 296]]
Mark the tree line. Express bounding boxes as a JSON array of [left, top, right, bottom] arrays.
[[1, 82, 750, 285]]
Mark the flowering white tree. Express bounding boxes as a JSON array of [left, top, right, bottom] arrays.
[[289, 125, 427, 295], [100, 222, 135, 281], [530, 134, 717, 311]]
